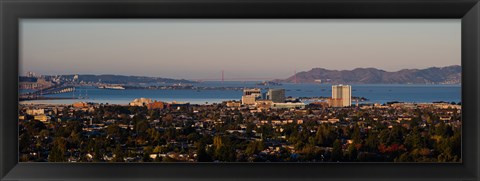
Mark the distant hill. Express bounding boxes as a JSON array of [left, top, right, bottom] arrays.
[[47, 74, 194, 84], [19, 77, 37, 82], [275, 65, 461, 84]]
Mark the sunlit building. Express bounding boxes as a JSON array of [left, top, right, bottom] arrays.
[[271, 102, 306, 109], [330, 84, 351, 107], [33, 114, 49, 122], [242, 95, 257, 105], [255, 100, 274, 110], [129, 98, 152, 106], [226, 101, 241, 108], [147, 101, 165, 110], [243, 88, 261, 97], [26, 108, 45, 116], [242, 88, 262, 105], [72, 102, 89, 108]]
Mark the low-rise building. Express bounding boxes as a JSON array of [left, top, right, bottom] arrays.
[[271, 102, 306, 109], [34, 114, 49, 122], [26, 108, 45, 116], [147, 101, 165, 110], [168, 101, 190, 110], [72, 102, 89, 108], [226, 101, 241, 108], [242, 95, 257, 105], [255, 100, 273, 110], [129, 98, 152, 106], [310, 101, 329, 108]]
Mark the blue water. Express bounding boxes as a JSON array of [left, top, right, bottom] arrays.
[[21, 82, 461, 105]]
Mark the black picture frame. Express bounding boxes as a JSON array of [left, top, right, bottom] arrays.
[[1, 0, 479, 180]]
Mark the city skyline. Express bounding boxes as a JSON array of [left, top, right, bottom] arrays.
[[20, 19, 460, 80]]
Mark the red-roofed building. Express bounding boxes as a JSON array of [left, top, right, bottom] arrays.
[[147, 101, 165, 110]]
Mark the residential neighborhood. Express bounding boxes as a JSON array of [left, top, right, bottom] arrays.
[[19, 98, 461, 162]]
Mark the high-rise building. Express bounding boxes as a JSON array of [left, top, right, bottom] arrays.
[[243, 88, 261, 97], [267, 89, 285, 103], [242, 88, 262, 105], [330, 84, 351, 107]]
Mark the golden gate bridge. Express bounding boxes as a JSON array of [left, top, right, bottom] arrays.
[[189, 70, 295, 83]]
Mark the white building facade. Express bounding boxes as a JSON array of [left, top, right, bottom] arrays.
[[332, 84, 352, 107]]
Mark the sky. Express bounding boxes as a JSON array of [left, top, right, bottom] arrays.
[[20, 19, 460, 80]]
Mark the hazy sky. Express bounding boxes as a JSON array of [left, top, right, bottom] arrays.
[[20, 19, 460, 80]]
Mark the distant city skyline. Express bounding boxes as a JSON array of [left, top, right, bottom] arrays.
[[20, 19, 460, 80]]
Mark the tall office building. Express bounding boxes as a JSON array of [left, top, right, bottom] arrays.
[[242, 88, 262, 105], [331, 84, 352, 107], [243, 88, 262, 97], [267, 89, 285, 103]]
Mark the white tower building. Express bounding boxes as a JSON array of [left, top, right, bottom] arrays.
[[331, 84, 352, 107]]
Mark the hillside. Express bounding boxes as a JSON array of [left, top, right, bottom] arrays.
[[276, 65, 461, 84]]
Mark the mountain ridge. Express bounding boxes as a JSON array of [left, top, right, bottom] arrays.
[[275, 65, 461, 84]]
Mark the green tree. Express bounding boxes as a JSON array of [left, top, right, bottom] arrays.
[[49, 137, 67, 162], [245, 141, 264, 156], [331, 139, 343, 162], [196, 142, 212, 162], [346, 144, 358, 161], [365, 132, 378, 152], [213, 136, 223, 151], [351, 126, 362, 144], [113, 144, 125, 162]]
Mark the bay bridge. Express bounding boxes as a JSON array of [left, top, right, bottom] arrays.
[[19, 84, 82, 101]]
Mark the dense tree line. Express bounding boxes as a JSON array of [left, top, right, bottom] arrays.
[[19, 105, 461, 162]]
